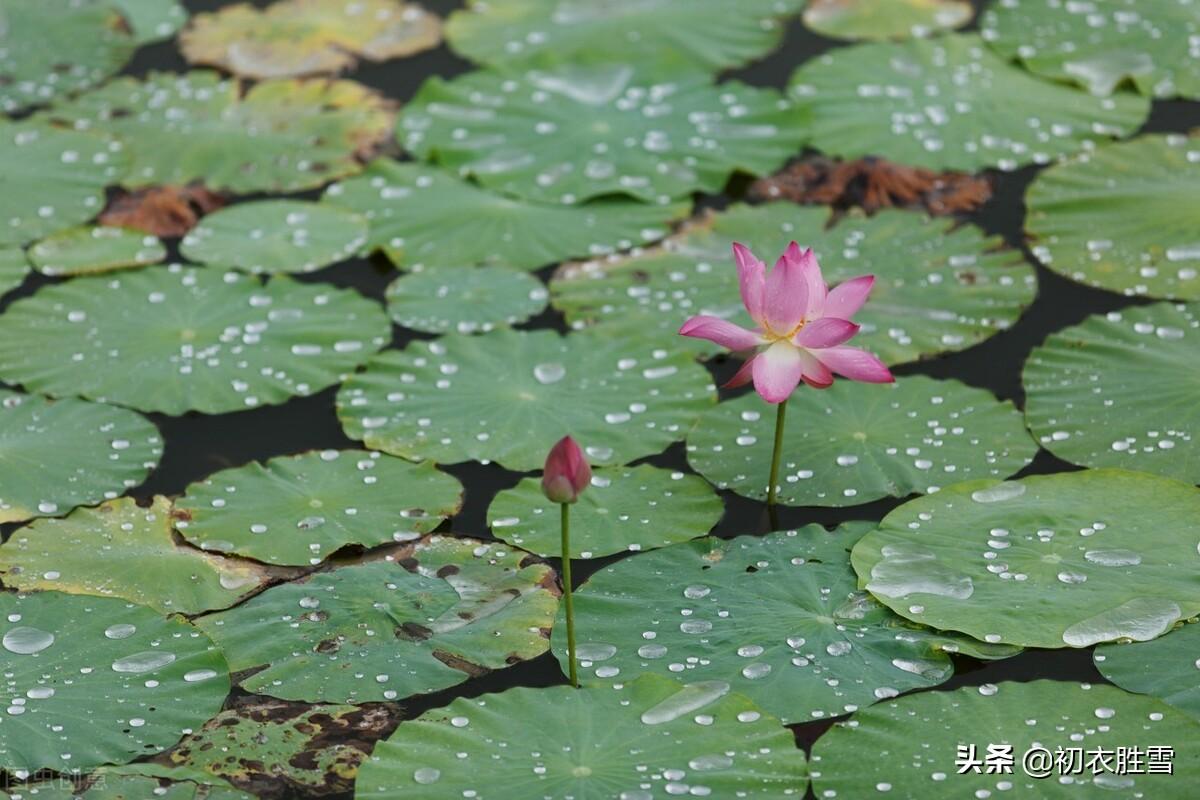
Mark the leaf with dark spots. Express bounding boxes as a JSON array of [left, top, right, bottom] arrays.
[[99, 184, 228, 238], [433, 649, 490, 678], [748, 155, 992, 216]]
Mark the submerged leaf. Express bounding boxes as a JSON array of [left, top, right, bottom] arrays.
[[0, 497, 269, 615], [195, 538, 558, 702], [182, 0, 441, 79]]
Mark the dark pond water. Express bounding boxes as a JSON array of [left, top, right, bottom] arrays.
[[4, 0, 1200, 797]]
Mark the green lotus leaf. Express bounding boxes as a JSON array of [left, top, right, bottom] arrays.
[[0, 247, 28, 298], [803, 0, 973, 41], [399, 65, 805, 204], [163, 701, 388, 796], [981, 0, 1200, 98], [1026, 134, 1200, 299], [688, 376, 1036, 507], [788, 33, 1149, 171], [28, 226, 165, 276], [444, 0, 804, 75], [551, 204, 1036, 366], [554, 523, 1018, 724], [810, 681, 1200, 797], [0, 591, 230, 772], [385, 266, 548, 334], [180, 200, 367, 274], [337, 328, 717, 471], [851, 469, 1200, 649], [322, 160, 688, 271], [0, 390, 162, 524], [488, 464, 723, 559], [1024, 303, 1200, 483], [113, 0, 189, 44], [195, 538, 558, 702], [0, 265, 391, 415], [354, 674, 807, 799], [0, 497, 269, 615], [175, 449, 463, 567], [0, 121, 128, 248], [39, 71, 394, 194], [181, 0, 441, 79], [1095, 621, 1200, 722], [0, 0, 134, 113]]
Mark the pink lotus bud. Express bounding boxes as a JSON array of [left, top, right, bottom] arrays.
[[541, 436, 592, 504]]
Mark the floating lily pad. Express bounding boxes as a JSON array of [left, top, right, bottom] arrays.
[[488, 464, 723, 559], [788, 33, 1149, 171], [399, 65, 804, 204], [40, 71, 393, 194], [355, 674, 806, 798], [28, 226, 166, 276], [981, 0, 1200, 98], [180, 200, 367, 274], [175, 449, 463, 567], [0, 248, 28, 298], [851, 469, 1200, 649], [337, 328, 717, 471], [182, 0, 441, 79], [0, 265, 390, 415], [114, 0, 190, 44], [0, 497, 268, 615], [0, 591, 229, 772], [322, 160, 687, 271], [803, 0, 973, 41], [552, 204, 1036, 366], [810, 680, 1200, 797], [557, 523, 1017, 724], [1095, 622, 1200, 721], [0, 121, 127, 248], [165, 701, 388, 796], [1026, 134, 1200, 299], [1024, 303, 1200, 483], [195, 538, 558, 702], [0, 0, 134, 113], [688, 376, 1036, 507], [0, 390, 161, 524], [444, 0, 803, 75], [385, 266, 548, 334]]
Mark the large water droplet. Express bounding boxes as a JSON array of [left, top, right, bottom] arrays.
[[640, 681, 731, 725], [104, 624, 137, 640], [413, 767, 441, 785], [533, 362, 565, 384], [970, 482, 1026, 503], [3, 626, 55, 655], [112, 650, 176, 674]]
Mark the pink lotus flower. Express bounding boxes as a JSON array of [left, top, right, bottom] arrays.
[[541, 436, 592, 504], [679, 242, 893, 403]]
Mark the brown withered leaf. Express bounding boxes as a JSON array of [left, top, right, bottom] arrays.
[[748, 155, 991, 216], [99, 184, 228, 238]]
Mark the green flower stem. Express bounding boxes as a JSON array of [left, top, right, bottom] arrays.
[[767, 398, 788, 509], [561, 502, 579, 688]]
